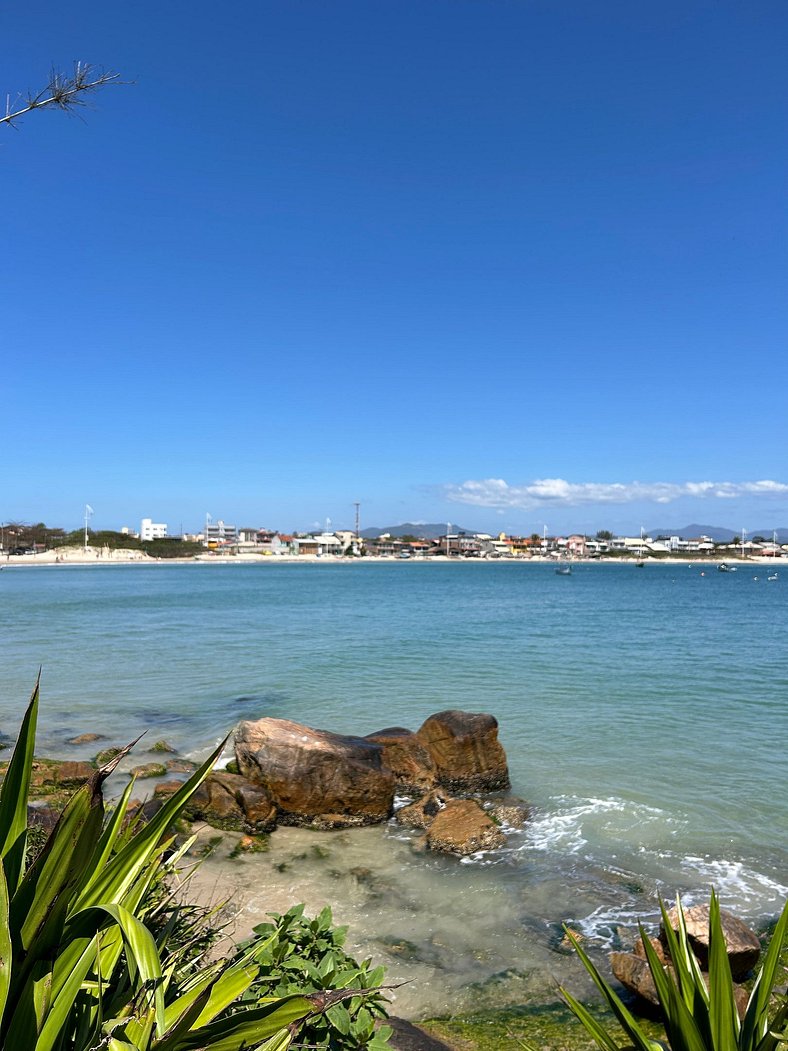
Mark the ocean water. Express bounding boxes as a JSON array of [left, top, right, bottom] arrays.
[[1, 560, 786, 1013]]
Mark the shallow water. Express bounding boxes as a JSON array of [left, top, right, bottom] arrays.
[[2, 560, 786, 1013]]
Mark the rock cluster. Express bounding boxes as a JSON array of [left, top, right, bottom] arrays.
[[610, 904, 762, 1014], [228, 708, 522, 855], [8, 708, 521, 856]]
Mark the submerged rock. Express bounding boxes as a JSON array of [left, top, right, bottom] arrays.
[[67, 732, 105, 745], [235, 717, 395, 829], [425, 797, 505, 856], [416, 710, 510, 792], [395, 789, 448, 830], [131, 762, 167, 780]]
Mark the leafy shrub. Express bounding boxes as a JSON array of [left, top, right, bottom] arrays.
[[553, 892, 788, 1051], [236, 903, 392, 1049]]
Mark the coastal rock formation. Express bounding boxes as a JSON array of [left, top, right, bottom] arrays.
[[159, 771, 278, 834], [395, 789, 447, 830], [365, 726, 437, 794], [235, 718, 395, 829], [416, 710, 510, 791], [424, 798, 505, 856], [662, 904, 761, 979]]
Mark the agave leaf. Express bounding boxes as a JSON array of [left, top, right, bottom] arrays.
[[0, 675, 40, 893], [561, 928, 658, 1051], [75, 738, 227, 914], [10, 767, 105, 975], [639, 930, 708, 1051], [153, 964, 262, 1051], [0, 861, 11, 1022], [257, 1032, 293, 1051], [659, 897, 709, 1016], [743, 898, 788, 1051], [159, 967, 224, 1042], [158, 993, 313, 1051], [707, 890, 739, 1051], [77, 774, 137, 899], [39, 903, 165, 1051], [1, 958, 54, 1048], [560, 985, 636, 1051], [752, 996, 787, 1051]]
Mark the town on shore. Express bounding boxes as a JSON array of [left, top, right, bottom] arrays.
[[2, 517, 785, 564]]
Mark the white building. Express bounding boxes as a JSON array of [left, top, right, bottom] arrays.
[[140, 518, 168, 541]]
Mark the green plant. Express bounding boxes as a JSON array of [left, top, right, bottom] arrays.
[[0, 678, 377, 1050], [551, 892, 788, 1051], [236, 904, 392, 1050]]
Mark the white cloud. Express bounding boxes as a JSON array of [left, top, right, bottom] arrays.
[[442, 478, 788, 510]]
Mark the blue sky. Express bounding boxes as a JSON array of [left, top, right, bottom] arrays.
[[3, 1, 787, 537]]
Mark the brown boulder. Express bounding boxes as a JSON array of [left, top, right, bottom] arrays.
[[395, 789, 448, 830], [184, 771, 278, 834], [610, 951, 661, 1006], [616, 937, 749, 1019], [415, 710, 510, 791], [425, 798, 505, 856], [633, 935, 669, 966], [235, 718, 395, 830], [662, 905, 761, 979], [365, 727, 437, 794]]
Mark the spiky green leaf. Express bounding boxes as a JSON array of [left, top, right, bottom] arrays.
[[0, 676, 40, 893]]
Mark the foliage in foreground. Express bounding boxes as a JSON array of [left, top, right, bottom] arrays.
[[236, 904, 391, 1050], [553, 892, 788, 1051], [0, 678, 387, 1050]]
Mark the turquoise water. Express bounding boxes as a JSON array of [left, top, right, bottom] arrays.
[[1, 560, 786, 1006]]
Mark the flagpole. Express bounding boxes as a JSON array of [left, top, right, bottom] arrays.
[[84, 504, 94, 551]]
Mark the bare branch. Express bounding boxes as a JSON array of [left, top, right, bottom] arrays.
[[2, 62, 125, 129]]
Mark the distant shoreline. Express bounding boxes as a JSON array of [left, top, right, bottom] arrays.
[[1, 549, 780, 569]]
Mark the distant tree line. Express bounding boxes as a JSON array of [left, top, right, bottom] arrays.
[[1, 523, 201, 559]]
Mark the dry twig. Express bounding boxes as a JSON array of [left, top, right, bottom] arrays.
[[2, 62, 123, 129]]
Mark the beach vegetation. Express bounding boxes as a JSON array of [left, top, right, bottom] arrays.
[[236, 904, 392, 1050], [0, 677, 388, 1050], [553, 892, 788, 1051]]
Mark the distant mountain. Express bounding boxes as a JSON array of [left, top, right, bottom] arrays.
[[648, 523, 788, 542], [360, 522, 473, 540]]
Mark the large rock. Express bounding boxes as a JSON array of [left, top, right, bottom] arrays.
[[365, 726, 437, 794], [662, 905, 761, 979], [616, 935, 749, 1018], [425, 798, 505, 856], [235, 718, 395, 830], [611, 951, 661, 1006], [162, 772, 278, 834], [416, 710, 510, 791]]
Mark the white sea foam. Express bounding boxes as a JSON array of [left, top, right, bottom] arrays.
[[657, 854, 788, 916], [522, 795, 672, 855]]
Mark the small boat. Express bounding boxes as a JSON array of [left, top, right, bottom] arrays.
[[768, 573, 778, 582], [718, 563, 736, 573], [555, 565, 572, 575]]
